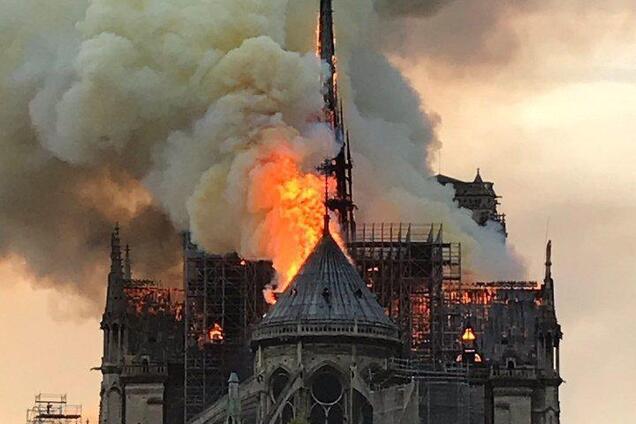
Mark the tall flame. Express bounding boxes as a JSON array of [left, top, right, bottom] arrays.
[[252, 150, 339, 304]]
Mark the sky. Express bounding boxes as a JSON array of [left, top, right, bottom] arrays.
[[2, 1, 636, 423], [390, 1, 636, 421]]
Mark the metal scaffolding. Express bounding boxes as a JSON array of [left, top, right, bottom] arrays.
[[183, 234, 273, 422], [347, 223, 461, 364], [183, 224, 543, 416], [26, 394, 82, 424]]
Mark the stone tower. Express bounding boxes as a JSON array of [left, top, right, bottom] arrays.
[[250, 225, 406, 423], [99, 225, 127, 424], [97, 226, 185, 424], [531, 241, 562, 424]]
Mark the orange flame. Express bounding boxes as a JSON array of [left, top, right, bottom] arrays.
[[251, 149, 341, 304], [208, 323, 224, 342]]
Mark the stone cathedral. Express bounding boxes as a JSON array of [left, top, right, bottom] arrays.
[[187, 223, 562, 424], [96, 1, 563, 423]]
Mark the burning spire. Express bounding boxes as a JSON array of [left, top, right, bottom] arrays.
[[319, 0, 337, 122], [317, 0, 356, 242]]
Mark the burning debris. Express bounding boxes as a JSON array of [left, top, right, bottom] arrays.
[[207, 323, 225, 343]]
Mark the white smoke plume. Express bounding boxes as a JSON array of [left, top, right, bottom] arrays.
[[0, 0, 524, 310]]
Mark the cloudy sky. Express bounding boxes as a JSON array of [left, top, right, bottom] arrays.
[[2, 1, 636, 423]]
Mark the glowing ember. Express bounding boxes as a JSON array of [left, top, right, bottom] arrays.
[[208, 323, 224, 342]]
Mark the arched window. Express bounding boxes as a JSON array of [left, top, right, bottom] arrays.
[[270, 369, 291, 402], [309, 369, 345, 424]]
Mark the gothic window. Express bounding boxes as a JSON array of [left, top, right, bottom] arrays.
[[270, 369, 291, 402], [309, 369, 345, 424]]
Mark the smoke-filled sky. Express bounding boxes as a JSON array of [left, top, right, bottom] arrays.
[[1, 0, 635, 423]]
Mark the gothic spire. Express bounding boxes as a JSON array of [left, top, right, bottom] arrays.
[[543, 240, 555, 310], [474, 168, 483, 184], [110, 223, 123, 276], [106, 224, 126, 316], [319, 0, 337, 121], [317, 0, 356, 242]]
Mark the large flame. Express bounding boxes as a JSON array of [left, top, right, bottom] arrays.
[[251, 150, 339, 304]]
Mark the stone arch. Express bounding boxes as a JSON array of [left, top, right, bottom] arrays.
[[306, 361, 348, 383], [266, 367, 300, 424]]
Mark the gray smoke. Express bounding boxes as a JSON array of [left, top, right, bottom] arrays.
[[376, 0, 545, 69], [0, 0, 524, 315], [375, 0, 455, 17]]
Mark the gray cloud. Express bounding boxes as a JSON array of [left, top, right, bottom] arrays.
[[374, 0, 456, 17], [376, 0, 545, 69]]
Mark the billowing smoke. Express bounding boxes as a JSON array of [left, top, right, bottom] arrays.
[[0, 0, 523, 313], [375, 0, 546, 70], [375, 0, 455, 17]]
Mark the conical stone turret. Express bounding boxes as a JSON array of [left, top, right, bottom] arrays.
[[252, 229, 399, 346]]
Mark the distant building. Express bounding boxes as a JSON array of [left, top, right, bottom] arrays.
[[437, 171, 507, 236]]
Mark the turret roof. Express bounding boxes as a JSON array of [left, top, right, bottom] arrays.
[[252, 229, 399, 344]]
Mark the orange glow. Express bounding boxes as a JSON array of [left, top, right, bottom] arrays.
[[124, 286, 183, 320], [461, 327, 477, 343], [208, 323, 224, 342], [274, 159, 324, 284], [251, 150, 340, 303]]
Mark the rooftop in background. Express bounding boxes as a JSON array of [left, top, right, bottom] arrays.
[[437, 170, 507, 236]]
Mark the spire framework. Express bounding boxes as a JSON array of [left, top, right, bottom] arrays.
[[317, 0, 356, 242]]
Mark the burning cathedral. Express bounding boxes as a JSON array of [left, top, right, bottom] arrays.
[[97, 1, 563, 423]]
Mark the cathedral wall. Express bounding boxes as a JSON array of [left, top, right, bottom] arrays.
[[493, 387, 532, 424], [531, 384, 560, 424], [125, 383, 165, 424], [100, 374, 123, 424], [372, 381, 419, 424], [418, 381, 470, 424]]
